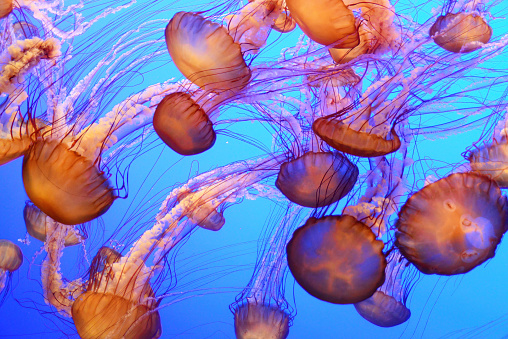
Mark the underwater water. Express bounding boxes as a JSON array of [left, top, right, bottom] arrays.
[[0, 0, 507, 338]]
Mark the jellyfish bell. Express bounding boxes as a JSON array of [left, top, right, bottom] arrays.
[[286, 215, 386, 304], [313, 118, 401, 157], [272, 12, 296, 34], [395, 172, 508, 275], [22, 139, 116, 225], [153, 92, 216, 156], [12, 21, 39, 40], [354, 291, 410, 327], [23, 201, 85, 246], [234, 301, 290, 339], [429, 12, 492, 53], [0, 0, 12, 19], [285, 0, 359, 48], [0, 239, 23, 273], [468, 140, 508, 188], [165, 12, 251, 94], [275, 151, 358, 208]]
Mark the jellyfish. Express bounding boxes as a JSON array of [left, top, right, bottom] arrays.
[[232, 205, 302, 339], [430, 12, 492, 53], [395, 172, 508, 275], [354, 250, 414, 327], [165, 12, 251, 94], [286, 214, 386, 304], [275, 151, 358, 208], [285, 0, 359, 48], [0, 0, 13, 18], [23, 201, 84, 246], [153, 92, 216, 155], [0, 239, 23, 294], [272, 12, 296, 34]]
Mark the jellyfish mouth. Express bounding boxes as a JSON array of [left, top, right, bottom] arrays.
[[312, 118, 401, 157]]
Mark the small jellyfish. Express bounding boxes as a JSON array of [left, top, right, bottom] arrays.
[[12, 21, 39, 40], [165, 12, 251, 94], [177, 190, 225, 231], [234, 302, 289, 339], [23, 201, 84, 246], [272, 12, 296, 34], [286, 215, 386, 304], [468, 139, 508, 188], [0, 0, 13, 18], [285, 0, 359, 48], [396, 173, 508, 275], [0, 240, 23, 294], [153, 92, 216, 156], [429, 12, 492, 53], [275, 151, 358, 208], [22, 140, 116, 225], [354, 251, 412, 327]]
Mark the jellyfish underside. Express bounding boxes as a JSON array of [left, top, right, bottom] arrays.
[[396, 173, 508, 275], [0, 136, 32, 166], [23, 202, 83, 246], [286, 215, 386, 304], [234, 302, 290, 339], [0, 239, 23, 272], [469, 141, 508, 188], [275, 151, 358, 208], [312, 118, 401, 157], [429, 12, 492, 53], [354, 291, 410, 327], [153, 92, 216, 156], [285, 0, 359, 48], [165, 12, 251, 93], [22, 140, 115, 225], [71, 291, 162, 339]]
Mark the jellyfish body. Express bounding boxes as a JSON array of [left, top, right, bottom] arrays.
[[354, 291, 410, 327], [286, 215, 386, 304], [272, 12, 296, 33], [396, 173, 508, 275], [285, 0, 359, 48], [72, 292, 161, 339], [0, 240, 23, 293], [275, 151, 358, 208], [23, 202, 84, 246], [0, 0, 12, 19], [312, 119, 401, 157], [429, 12, 492, 53], [165, 12, 251, 93], [0, 135, 32, 166], [153, 92, 216, 156], [469, 141, 508, 188], [22, 140, 115, 225], [234, 302, 290, 339]]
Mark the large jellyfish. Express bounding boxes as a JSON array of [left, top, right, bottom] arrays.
[[396, 172, 508, 275]]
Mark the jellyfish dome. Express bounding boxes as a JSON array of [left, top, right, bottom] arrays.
[[0, 239, 23, 272], [234, 301, 290, 339], [272, 12, 296, 34], [286, 215, 386, 304], [313, 119, 401, 157], [23, 201, 84, 246], [165, 12, 251, 94], [396, 173, 508, 275], [354, 291, 410, 327], [153, 92, 216, 155], [0, 0, 12, 19], [285, 0, 359, 48], [469, 140, 508, 188], [275, 151, 358, 208], [22, 140, 115, 225], [429, 12, 492, 53]]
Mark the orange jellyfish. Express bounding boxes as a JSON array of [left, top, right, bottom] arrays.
[[272, 11, 296, 34], [286, 215, 386, 304], [165, 12, 251, 94], [71, 247, 162, 339], [177, 189, 225, 231], [285, 0, 359, 48], [0, 0, 13, 18], [275, 151, 358, 208], [0, 240, 23, 294], [468, 138, 508, 188], [234, 303, 290, 339], [396, 172, 508, 275], [22, 140, 116, 225], [153, 92, 216, 156], [354, 251, 412, 327], [23, 201, 84, 246], [429, 12, 492, 53]]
